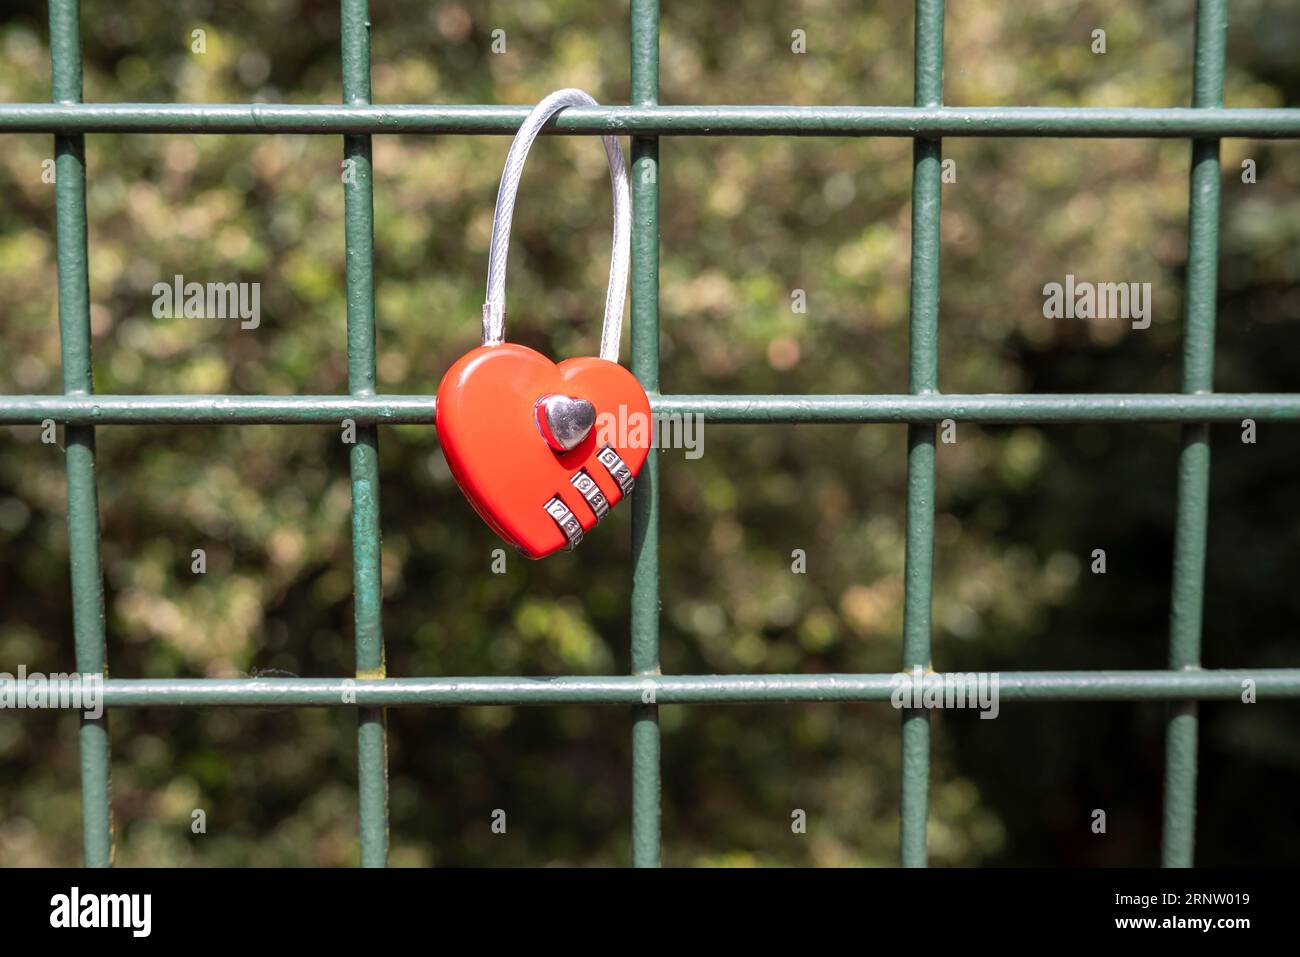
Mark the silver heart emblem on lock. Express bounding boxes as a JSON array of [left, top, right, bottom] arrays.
[[535, 393, 597, 452]]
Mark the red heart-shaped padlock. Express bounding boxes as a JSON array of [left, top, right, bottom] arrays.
[[437, 89, 645, 558], [436, 342, 651, 558]]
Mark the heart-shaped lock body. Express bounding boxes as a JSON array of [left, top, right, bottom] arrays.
[[437, 88, 642, 558], [436, 343, 651, 558]]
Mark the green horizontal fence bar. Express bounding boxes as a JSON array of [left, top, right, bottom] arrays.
[[3, 104, 1300, 137], [14, 670, 1300, 708], [4, 393, 1300, 424], [49, 0, 112, 869]]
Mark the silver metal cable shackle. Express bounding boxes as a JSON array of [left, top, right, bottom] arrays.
[[482, 88, 631, 363]]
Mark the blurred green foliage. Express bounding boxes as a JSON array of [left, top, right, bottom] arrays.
[[1, 0, 1299, 866]]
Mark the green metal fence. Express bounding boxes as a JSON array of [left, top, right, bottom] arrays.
[[3, 0, 1300, 868]]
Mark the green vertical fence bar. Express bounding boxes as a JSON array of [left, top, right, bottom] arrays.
[[49, 0, 112, 868], [900, 0, 944, 868], [629, 0, 662, 868], [341, 0, 388, 867], [1161, 0, 1225, 869]]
